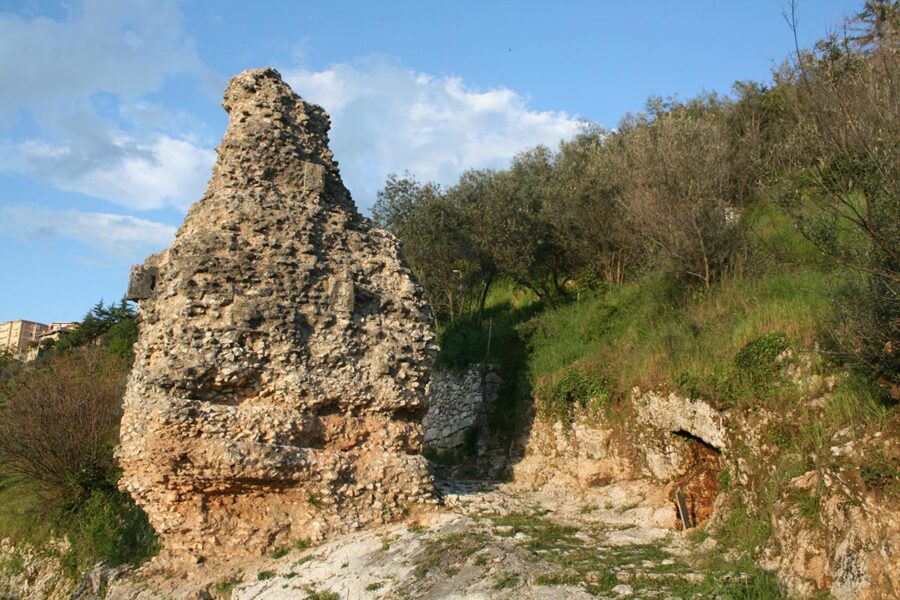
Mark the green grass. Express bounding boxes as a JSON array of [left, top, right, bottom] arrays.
[[212, 575, 242, 597], [303, 588, 339, 600], [0, 471, 159, 579], [436, 240, 839, 434]]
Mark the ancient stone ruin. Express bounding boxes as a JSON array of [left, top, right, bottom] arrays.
[[118, 68, 436, 560], [423, 365, 501, 453]]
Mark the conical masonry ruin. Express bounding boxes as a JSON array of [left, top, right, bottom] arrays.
[[118, 68, 436, 560]]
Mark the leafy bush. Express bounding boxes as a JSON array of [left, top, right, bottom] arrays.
[[59, 486, 159, 577], [0, 345, 159, 575], [734, 332, 788, 398], [0, 347, 126, 495], [540, 368, 610, 422]]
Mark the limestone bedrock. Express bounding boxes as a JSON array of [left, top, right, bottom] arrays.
[[118, 68, 437, 561]]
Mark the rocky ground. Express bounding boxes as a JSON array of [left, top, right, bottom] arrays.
[[105, 477, 748, 600]]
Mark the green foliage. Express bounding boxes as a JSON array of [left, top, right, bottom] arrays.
[[303, 589, 339, 600], [734, 331, 789, 398], [719, 468, 733, 491], [670, 562, 787, 600], [860, 453, 900, 492], [55, 299, 137, 355], [212, 576, 242, 597], [58, 486, 160, 577], [539, 368, 610, 422], [734, 332, 788, 373], [0, 345, 158, 578], [715, 504, 774, 558], [257, 570, 276, 581]]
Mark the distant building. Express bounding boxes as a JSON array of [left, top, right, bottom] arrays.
[[0, 320, 50, 357], [24, 322, 79, 361], [1, 320, 79, 361]]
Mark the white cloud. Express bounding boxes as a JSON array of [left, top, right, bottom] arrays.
[[283, 58, 583, 210], [0, 0, 215, 213], [0, 0, 204, 119], [1, 134, 215, 211], [0, 205, 175, 259]]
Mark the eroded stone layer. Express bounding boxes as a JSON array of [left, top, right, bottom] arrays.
[[118, 68, 436, 559]]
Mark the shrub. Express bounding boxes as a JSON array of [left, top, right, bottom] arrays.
[[0, 347, 126, 496], [59, 487, 159, 577], [0, 346, 159, 575], [734, 332, 788, 398], [540, 368, 610, 422]]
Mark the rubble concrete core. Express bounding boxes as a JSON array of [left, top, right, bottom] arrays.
[[117, 67, 436, 561]]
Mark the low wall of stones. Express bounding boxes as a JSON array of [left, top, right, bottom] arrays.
[[423, 365, 501, 452]]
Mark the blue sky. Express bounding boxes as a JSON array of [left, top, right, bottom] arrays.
[[1, 0, 860, 323]]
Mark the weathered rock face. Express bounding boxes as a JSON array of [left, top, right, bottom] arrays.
[[118, 68, 436, 560]]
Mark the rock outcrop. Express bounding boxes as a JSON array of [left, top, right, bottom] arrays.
[[118, 68, 436, 560]]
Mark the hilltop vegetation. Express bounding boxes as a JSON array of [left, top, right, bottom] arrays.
[[376, 2, 898, 393]]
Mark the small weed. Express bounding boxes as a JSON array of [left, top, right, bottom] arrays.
[[0, 553, 25, 575], [493, 571, 519, 590], [257, 570, 276, 581], [861, 455, 900, 491], [535, 572, 581, 586], [365, 582, 384, 591], [307, 494, 323, 508], [269, 546, 289, 559], [715, 504, 772, 558], [408, 523, 428, 534], [580, 503, 598, 514], [540, 368, 610, 423], [294, 538, 312, 551], [211, 575, 242, 598], [687, 527, 710, 544], [789, 490, 821, 526], [734, 331, 788, 399], [718, 467, 733, 491], [304, 588, 339, 600], [474, 554, 488, 566]]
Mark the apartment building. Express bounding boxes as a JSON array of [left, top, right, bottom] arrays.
[[0, 320, 50, 356], [22, 322, 79, 361]]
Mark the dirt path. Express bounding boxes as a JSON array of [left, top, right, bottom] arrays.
[[210, 479, 727, 600]]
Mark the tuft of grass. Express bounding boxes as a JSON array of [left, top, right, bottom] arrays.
[[715, 504, 773, 558], [211, 575, 242, 598], [0, 552, 25, 576], [257, 570, 276, 581], [492, 571, 519, 590], [269, 546, 289, 559], [294, 538, 312, 551], [304, 588, 339, 600]]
